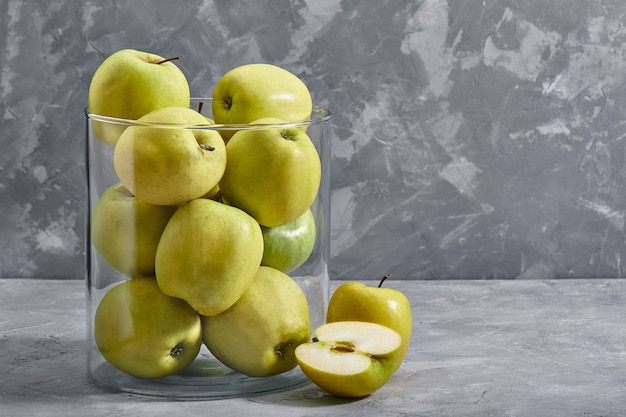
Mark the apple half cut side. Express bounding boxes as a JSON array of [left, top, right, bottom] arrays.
[[295, 321, 402, 398]]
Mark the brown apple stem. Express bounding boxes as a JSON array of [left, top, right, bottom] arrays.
[[197, 101, 204, 114], [378, 274, 391, 288], [200, 144, 215, 151], [155, 55, 184, 65]]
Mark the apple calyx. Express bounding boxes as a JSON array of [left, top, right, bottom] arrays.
[[281, 130, 294, 141], [170, 343, 185, 357], [274, 341, 295, 359], [378, 273, 391, 288], [222, 97, 233, 111], [155, 55, 184, 65]]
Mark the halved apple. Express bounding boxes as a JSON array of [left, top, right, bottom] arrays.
[[295, 321, 401, 398], [326, 275, 412, 372]]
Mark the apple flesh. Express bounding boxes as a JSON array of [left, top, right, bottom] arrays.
[[295, 321, 402, 398], [94, 277, 202, 379], [326, 275, 412, 372], [202, 266, 311, 377], [88, 49, 190, 146]]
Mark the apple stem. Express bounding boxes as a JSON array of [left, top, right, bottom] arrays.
[[197, 101, 204, 114], [156, 55, 184, 65], [200, 144, 215, 151], [378, 274, 391, 288]]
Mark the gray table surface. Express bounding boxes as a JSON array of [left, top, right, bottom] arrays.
[[1, 278, 625, 416]]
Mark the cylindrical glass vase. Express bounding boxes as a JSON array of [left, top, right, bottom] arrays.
[[85, 99, 331, 399]]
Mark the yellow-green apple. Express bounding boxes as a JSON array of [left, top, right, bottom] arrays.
[[202, 266, 310, 377], [113, 106, 226, 206], [211, 63, 312, 141], [155, 198, 264, 316], [219, 118, 321, 227], [90, 183, 177, 278], [94, 277, 202, 378], [88, 49, 190, 146], [261, 208, 316, 273], [295, 321, 401, 398], [326, 275, 412, 372]]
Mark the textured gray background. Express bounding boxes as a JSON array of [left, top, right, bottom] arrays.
[[1, 0, 626, 280]]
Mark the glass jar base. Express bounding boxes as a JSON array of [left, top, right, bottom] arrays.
[[89, 351, 311, 400]]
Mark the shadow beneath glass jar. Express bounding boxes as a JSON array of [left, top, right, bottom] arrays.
[[248, 384, 366, 407], [2, 334, 362, 407], [1, 335, 114, 402]]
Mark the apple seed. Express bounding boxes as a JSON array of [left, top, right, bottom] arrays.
[[331, 344, 356, 354]]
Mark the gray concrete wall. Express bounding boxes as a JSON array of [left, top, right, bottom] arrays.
[[2, 0, 626, 279]]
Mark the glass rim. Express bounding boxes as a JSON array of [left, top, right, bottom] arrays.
[[85, 98, 331, 131]]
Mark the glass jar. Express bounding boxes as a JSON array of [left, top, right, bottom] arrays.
[[85, 99, 331, 399]]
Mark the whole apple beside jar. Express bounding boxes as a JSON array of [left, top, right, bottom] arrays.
[[86, 48, 411, 399], [296, 274, 413, 397]]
